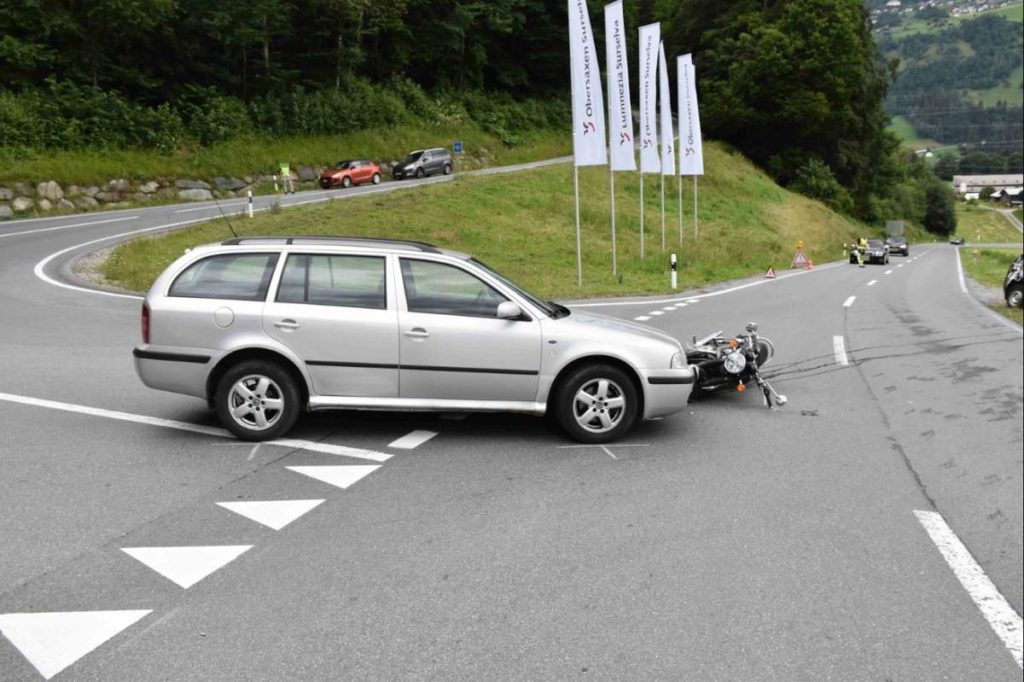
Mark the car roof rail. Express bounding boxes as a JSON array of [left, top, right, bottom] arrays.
[[220, 236, 442, 253]]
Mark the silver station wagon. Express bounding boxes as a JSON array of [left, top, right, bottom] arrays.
[[134, 237, 696, 443]]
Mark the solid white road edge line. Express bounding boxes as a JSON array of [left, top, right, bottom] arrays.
[[572, 262, 841, 308], [832, 336, 849, 366], [32, 216, 221, 299], [0, 215, 141, 240], [843, 296, 856, 308], [0, 391, 392, 461], [914, 510, 1023, 668]]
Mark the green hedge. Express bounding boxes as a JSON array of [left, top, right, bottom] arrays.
[[0, 78, 570, 155]]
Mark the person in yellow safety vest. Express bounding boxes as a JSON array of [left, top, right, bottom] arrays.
[[279, 162, 295, 194], [857, 237, 867, 267]]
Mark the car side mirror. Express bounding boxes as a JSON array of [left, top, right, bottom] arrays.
[[497, 301, 523, 320]]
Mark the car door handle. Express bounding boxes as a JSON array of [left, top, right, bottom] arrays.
[[274, 319, 300, 330], [403, 328, 430, 338]]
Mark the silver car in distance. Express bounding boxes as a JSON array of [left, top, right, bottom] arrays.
[[133, 237, 697, 443]]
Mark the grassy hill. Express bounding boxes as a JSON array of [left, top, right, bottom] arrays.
[[103, 142, 880, 299]]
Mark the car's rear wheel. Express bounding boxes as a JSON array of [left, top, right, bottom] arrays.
[[215, 360, 301, 441], [1007, 284, 1024, 308], [372, 173, 381, 185], [555, 364, 638, 443], [341, 176, 352, 188]]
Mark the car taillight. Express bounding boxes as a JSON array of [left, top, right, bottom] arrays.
[[141, 303, 150, 344]]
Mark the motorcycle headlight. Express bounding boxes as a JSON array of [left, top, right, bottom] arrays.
[[670, 351, 687, 369], [723, 350, 747, 374]]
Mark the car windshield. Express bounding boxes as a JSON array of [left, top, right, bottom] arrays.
[[334, 160, 354, 169], [470, 258, 560, 318], [868, 240, 884, 248], [887, 236, 905, 244], [401, 151, 423, 164]]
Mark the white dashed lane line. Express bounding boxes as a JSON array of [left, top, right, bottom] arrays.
[[914, 510, 1023, 668], [843, 296, 856, 308], [885, 269, 893, 275], [833, 336, 849, 366], [388, 430, 438, 449], [634, 315, 651, 321], [867, 280, 878, 287]]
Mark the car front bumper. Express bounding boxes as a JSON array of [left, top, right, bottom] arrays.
[[641, 365, 697, 419]]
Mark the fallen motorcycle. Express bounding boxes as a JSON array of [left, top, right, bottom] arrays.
[[686, 322, 787, 408]]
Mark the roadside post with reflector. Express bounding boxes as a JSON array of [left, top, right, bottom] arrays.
[[670, 253, 677, 289]]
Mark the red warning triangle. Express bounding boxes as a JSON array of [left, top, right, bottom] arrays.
[[791, 248, 808, 268], [764, 267, 776, 279]]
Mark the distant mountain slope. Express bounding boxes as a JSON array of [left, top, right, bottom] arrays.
[[873, 2, 1023, 156]]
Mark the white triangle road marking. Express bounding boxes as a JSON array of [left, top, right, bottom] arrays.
[[216, 499, 324, 530], [121, 545, 252, 589], [286, 465, 380, 489], [0, 610, 150, 679]]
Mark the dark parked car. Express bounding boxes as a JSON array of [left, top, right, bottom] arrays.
[[319, 159, 382, 189], [392, 148, 453, 180], [885, 235, 909, 256], [1005, 254, 1023, 308], [864, 239, 889, 265], [950, 236, 966, 245]]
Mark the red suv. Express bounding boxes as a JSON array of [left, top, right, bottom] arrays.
[[319, 159, 382, 189]]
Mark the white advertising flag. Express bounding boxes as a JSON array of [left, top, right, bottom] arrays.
[[604, 1, 635, 171], [677, 53, 704, 176], [568, 0, 606, 167], [637, 22, 660, 174], [658, 42, 675, 176]]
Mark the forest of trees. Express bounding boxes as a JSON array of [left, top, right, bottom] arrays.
[[879, 12, 1023, 159], [0, 0, 957, 230]]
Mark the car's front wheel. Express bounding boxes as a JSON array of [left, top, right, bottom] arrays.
[[215, 360, 301, 441], [1007, 284, 1024, 308], [415, 167, 425, 178], [555, 364, 638, 443], [341, 176, 352, 188], [443, 163, 453, 175]]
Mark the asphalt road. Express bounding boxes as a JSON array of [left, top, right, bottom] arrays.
[[1, 185, 1022, 680]]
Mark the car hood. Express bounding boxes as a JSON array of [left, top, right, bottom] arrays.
[[555, 308, 683, 349]]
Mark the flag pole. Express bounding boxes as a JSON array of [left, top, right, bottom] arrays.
[[693, 176, 699, 240], [660, 173, 666, 251], [678, 174, 683, 246], [639, 174, 645, 259], [610, 168, 617, 275], [575, 166, 583, 285]]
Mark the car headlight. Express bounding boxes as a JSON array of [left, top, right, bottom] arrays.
[[723, 350, 747, 374], [670, 351, 687, 369]]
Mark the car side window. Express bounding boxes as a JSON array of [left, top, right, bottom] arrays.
[[400, 259, 508, 318], [169, 253, 278, 301], [276, 254, 386, 310]]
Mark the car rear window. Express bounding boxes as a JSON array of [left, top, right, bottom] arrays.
[[169, 253, 278, 301], [276, 254, 387, 310]]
